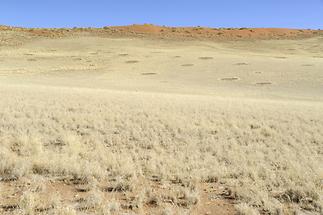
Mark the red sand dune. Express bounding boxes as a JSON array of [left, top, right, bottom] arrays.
[[1, 24, 322, 40], [108, 24, 322, 40]]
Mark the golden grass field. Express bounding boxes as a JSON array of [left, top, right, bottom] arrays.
[[0, 28, 323, 215]]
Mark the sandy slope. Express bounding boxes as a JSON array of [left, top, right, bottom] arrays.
[[0, 30, 322, 214]]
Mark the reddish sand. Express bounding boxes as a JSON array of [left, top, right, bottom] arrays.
[[1, 24, 322, 41]]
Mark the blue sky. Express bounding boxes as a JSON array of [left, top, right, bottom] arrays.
[[1, 0, 323, 29]]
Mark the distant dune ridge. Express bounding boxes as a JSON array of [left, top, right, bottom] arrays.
[[0, 24, 322, 43]]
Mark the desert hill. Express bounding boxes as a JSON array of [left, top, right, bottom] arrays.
[[0, 24, 322, 43]]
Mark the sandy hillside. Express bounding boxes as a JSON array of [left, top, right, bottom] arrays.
[[0, 27, 322, 215]]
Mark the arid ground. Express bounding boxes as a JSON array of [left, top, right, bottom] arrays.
[[0, 25, 322, 215]]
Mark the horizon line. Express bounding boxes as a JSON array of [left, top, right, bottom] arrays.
[[1, 23, 322, 31]]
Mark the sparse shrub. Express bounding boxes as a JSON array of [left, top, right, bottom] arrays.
[[104, 177, 133, 192], [278, 188, 321, 211], [204, 175, 218, 183], [144, 188, 160, 207], [176, 187, 199, 207]]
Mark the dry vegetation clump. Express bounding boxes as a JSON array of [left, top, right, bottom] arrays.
[[0, 85, 322, 214]]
